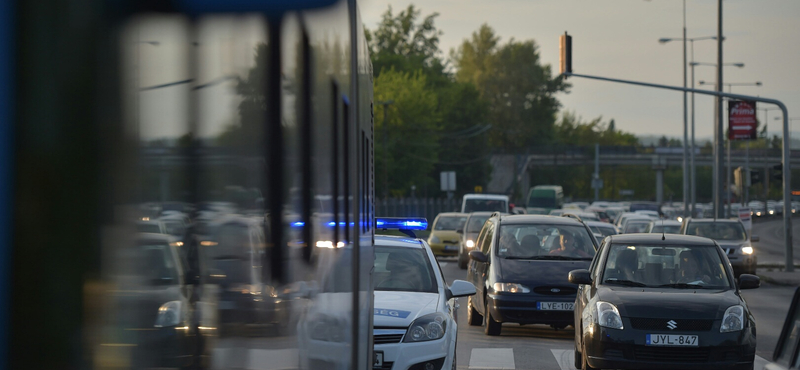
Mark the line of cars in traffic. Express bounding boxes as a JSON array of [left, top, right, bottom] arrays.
[[406, 193, 766, 370]]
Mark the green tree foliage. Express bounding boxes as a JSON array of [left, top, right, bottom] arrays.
[[555, 111, 638, 146], [452, 24, 569, 151], [374, 69, 440, 197], [367, 5, 492, 196]]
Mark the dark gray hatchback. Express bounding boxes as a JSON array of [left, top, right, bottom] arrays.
[[466, 214, 598, 336]]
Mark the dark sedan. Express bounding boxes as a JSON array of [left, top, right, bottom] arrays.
[[467, 214, 597, 335], [570, 234, 760, 370]]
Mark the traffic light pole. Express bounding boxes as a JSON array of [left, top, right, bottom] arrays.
[[562, 71, 794, 272]]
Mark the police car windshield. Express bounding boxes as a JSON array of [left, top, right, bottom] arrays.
[[374, 246, 437, 293]]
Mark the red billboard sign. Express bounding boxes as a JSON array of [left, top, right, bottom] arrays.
[[728, 100, 757, 140]]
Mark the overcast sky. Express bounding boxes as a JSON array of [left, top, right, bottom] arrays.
[[361, 0, 800, 141]]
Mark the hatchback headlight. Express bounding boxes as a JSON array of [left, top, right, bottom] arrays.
[[429, 235, 441, 244], [155, 301, 182, 327], [466, 240, 475, 248], [596, 301, 623, 330], [493, 283, 530, 293], [721, 305, 744, 332], [404, 312, 447, 342]]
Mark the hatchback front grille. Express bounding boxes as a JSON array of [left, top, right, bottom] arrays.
[[374, 334, 403, 344], [533, 286, 577, 296], [634, 346, 710, 362], [629, 317, 713, 332]]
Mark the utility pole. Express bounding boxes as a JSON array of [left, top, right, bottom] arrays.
[[682, 0, 689, 218], [715, 0, 725, 219]]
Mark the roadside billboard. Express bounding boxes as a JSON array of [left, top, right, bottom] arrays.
[[728, 100, 758, 140]]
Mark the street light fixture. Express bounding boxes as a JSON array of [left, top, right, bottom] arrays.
[[657, 31, 719, 217], [660, 34, 722, 216]]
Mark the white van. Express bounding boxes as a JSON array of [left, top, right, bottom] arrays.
[[461, 194, 509, 213]]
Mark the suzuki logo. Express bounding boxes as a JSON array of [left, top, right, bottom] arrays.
[[667, 320, 678, 330], [551, 288, 561, 293]]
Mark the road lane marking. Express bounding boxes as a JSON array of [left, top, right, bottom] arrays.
[[469, 348, 515, 369], [440, 262, 448, 267], [551, 349, 576, 370]]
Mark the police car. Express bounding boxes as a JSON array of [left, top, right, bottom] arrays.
[[373, 218, 476, 370]]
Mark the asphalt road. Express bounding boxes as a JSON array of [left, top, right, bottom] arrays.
[[752, 216, 800, 266], [437, 255, 793, 370]]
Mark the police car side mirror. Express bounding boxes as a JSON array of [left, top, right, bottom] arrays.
[[568, 269, 592, 285], [750, 235, 759, 243], [446, 280, 477, 300], [738, 274, 760, 290], [469, 250, 488, 263]]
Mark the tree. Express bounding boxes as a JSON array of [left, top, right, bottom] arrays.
[[452, 24, 569, 151]]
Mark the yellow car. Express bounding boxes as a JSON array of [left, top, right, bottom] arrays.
[[427, 212, 468, 257]]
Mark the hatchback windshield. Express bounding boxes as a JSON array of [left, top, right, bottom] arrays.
[[496, 224, 596, 260], [434, 215, 467, 231], [602, 244, 731, 289], [374, 246, 437, 293], [686, 222, 747, 241]]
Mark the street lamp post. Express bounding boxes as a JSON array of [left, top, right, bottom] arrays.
[[658, 37, 720, 216], [700, 80, 762, 215]]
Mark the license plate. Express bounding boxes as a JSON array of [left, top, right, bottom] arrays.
[[537, 302, 574, 311], [444, 245, 458, 251], [373, 351, 384, 368], [218, 301, 235, 310], [646, 334, 698, 347]]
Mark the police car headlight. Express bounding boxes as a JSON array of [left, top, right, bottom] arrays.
[[493, 283, 530, 293], [466, 240, 475, 249], [741, 246, 754, 255], [403, 312, 447, 342], [429, 235, 441, 244], [721, 305, 744, 332], [596, 301, 623, 330], [155, 301, 182, 327]]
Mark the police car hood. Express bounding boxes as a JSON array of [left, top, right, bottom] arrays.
[[373, 291, 439, 327]]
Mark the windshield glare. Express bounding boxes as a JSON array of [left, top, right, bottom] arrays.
[[602, 244, 731, 289], [686, 222, 747, 241], [496, 224, 595, 259]]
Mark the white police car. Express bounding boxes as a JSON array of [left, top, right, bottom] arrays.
[[373, 218, 476, 370]]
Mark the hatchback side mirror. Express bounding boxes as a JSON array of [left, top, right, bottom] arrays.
[[469, 250, 488, 263], [568, 269, 593, 285], [750, 235, 759, 243], [738, 274, 760, 290]]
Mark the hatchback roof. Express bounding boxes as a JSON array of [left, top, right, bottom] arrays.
[[491, 214, 585, 226], [607, 233, 717, 246]]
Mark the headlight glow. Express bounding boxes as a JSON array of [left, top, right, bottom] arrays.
[[741, 246, 754, 255], [721, 305, 744, 332], [154, 301, 182, 327], [466, 240, 475, 248], [493, 283, 530, 293], [596, 301, 623, 329], [403, 312, 447, 342]]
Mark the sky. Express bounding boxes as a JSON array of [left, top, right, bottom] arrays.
[[361, 0, 800, 142]]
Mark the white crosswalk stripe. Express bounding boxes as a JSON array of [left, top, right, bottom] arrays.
[[469, 348, 515, 369]]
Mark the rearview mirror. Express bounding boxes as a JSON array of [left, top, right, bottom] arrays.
[[738, 274, 760, 290], [568, 269, 593, 285], [456, 228, 463, 234], [446, 280, 477, 300], [469, 250, 488, 263]]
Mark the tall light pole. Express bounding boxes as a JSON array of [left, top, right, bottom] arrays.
[[655, 0, 689, 217], [715, 0, 724, 219], [700, 81, 762, 215], [661, 37, 719, 216], [376, 100, 394, 200]]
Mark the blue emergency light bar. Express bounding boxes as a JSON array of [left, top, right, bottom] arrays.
[[291, 221, 356, 228], [375, 217, 428, 230]]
